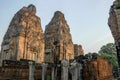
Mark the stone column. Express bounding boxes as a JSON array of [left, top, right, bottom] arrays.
[[52, 67, 55, 80], [42, 63, 47, 80], [70, 61, 78, 80], [78, 63, 82, 80], [29, 61, 35, 80], [61, 60, 69, 80], [0, 53, 2, 67]]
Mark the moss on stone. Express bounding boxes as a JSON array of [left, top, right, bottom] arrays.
[[116, 4, 120, 9]]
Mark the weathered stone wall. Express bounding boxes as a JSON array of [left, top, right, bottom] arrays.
[[108, 0, 120, 43], [0, 4, 44, 65], [83, 57, 114, 80], [0, 58, 114, 80], [0, 60, 61, 80], [0, 65, 42, 80], [74, 44, 84, 58], [44, 11, 74, 63]]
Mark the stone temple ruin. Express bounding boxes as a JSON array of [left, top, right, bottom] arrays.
[[0, 4, 44, 65], [108, 0, 120, 79], [108, 0, 120, 68], [44, 11, 74, 63], [0, 4, 115, 80]]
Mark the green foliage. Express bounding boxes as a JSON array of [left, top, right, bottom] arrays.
[[85, 52, 92, 59], [85, 52, 99, 59], [98, 43, 118, 68], [100, 53, 118, 68], [116, 4, 120, 9], [99, 43, 116, 55], [46, 75, 51, 80]]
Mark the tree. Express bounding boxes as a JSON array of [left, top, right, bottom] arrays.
[[99, 43, 116, 55], [85, 52, 99, 59], [100, 53, 118, 68], [98, 43, 118, 68], [85, 52, 92, 59]]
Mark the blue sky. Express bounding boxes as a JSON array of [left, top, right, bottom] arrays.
[[0, 0, 114, 53]]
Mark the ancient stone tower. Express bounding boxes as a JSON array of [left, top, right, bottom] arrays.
[[108, 0, 120, 43], [74, 44, 84, 58], [44, 11, 74, 63], [0, 4, 44, 65], [108, 0, 120, 67]]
